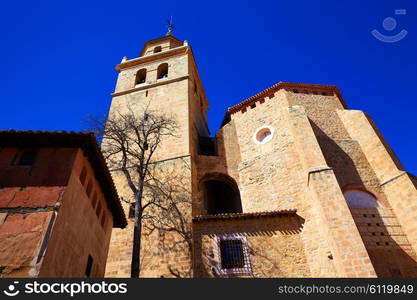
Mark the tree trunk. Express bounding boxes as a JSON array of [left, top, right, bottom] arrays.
[[131, 179, 144, 278]]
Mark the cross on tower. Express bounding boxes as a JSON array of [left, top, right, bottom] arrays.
[[166, 16, 175, 36]]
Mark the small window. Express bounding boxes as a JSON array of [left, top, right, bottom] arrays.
[[92, 192, 98, 208], [128, 202, 135, 219], [79, 167, 87, 186], [258, 129, 270, 141], [220, 239, 244, 269], [135, 68, 147, 85], [96, 201, 102, 218], [157, 63, 168, 79], [100, 213, 106, 228], [154, 46, 162, 53], [18, 150, 37, 166], [86, 180, 93, 198], [85, 255, 93, 277], [214, 234, 252, 276], [253, 126, 274, 144]]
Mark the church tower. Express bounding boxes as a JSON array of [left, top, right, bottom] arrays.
[[109, 34, 209, 161], [105, 32, 208, 277], [105, 31, 417, 278]]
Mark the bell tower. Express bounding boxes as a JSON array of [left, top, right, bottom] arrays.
[[109, 34, 209, 161], [105, 32, 209, 277]]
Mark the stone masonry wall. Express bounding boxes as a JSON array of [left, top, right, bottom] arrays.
[[338, 110, 417, 273], [106, 41, 196, 277], [105, 157, 192, 277], [193, 216, 310, 277]]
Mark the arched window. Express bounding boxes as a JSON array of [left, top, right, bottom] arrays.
[[202, 174, 242, 215], [135, 68, 147, 85], [157, 63, 168, 79], [344, 190, 379, 208], [154, 46, 162, 53]]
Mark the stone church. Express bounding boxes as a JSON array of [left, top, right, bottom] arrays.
[[104, 33, 417, 278]]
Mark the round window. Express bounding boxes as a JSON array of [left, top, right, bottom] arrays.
[[253, 126, 274, 144]]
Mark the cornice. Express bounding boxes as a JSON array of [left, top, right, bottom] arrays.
[[116, 46, 189, 71], [111, 75, 189, 97], [192, 209, 297, 222], [139, 35, 183, 57]]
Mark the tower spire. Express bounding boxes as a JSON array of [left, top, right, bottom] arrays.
[[166, 16, 175, 36]]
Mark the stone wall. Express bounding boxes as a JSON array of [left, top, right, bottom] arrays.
[[193, 216, 310, 277], [105, 39, 199, 278], [338, 110, 417, 271], [105, 157, 192, 277], [105, 36, 417, 278]]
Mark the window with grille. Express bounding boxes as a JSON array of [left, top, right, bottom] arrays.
[[220, 239, 244, 269], [214, 234, 252, 276]]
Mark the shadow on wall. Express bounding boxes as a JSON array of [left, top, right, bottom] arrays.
[[310, 120, 417, 277], [193, 215, 306, 278]]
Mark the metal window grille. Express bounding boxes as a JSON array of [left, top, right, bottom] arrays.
[[220, 239, 244, 269], [214, 234, 252, 276]]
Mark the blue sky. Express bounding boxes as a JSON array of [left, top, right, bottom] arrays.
[[1, 0, 416, 174]]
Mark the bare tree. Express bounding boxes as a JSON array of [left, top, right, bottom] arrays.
[[143, 160, 193, 277], [85, 105, 178, 277]]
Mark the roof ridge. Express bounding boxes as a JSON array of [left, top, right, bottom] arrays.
[[221, 81, 346, 127]]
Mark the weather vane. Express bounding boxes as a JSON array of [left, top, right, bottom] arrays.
[[166, 16, 175, 36]]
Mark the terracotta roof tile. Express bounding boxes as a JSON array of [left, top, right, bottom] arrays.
[[193, 209, 297, 222]]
